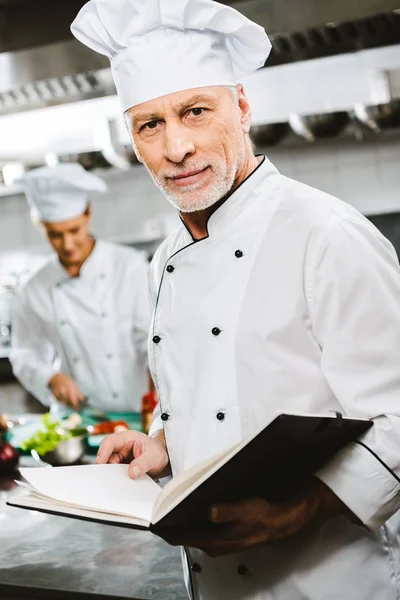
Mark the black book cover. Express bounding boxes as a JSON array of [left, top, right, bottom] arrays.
[[152, 413, 372, 531]]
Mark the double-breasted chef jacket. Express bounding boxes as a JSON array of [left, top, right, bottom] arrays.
[[10, 240, 150, 411], [148, 157, 400, 599]]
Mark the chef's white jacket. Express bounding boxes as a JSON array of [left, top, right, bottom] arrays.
[[148, 157, 400, 599], [10, 240, 150, 411]]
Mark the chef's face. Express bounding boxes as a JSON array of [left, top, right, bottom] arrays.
[[125, 84, 252, 213], [42, 206, 93, 266]]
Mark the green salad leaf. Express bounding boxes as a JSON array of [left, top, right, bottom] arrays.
[[21, 413, 73, 455]]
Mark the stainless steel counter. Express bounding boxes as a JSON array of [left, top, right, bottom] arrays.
[[0, 457, 187, 600]]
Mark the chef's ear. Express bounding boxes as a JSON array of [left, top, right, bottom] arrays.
[[84, 203, 92, 219], [236, 84, 252, 135]]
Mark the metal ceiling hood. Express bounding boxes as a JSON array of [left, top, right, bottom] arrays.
[[0, 0, 399, 54], [0, 39, 110, 94], [0, 38, 114, 115], [217, 0, 400, 33], [250, 123, 290, 146], [352, 99, 400, 131], [288, 112, 350, 142]]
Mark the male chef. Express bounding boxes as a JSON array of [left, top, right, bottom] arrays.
[[72, 0, 400, 598], [10, 163, 150, 412]]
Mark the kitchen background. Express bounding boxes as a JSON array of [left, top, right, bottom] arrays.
[[1, 0, 400, 379]]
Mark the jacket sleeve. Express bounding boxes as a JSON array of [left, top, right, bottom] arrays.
[[9, 289, 60, 406], [307, 217, 400, 531], [131, 254, 151, 366]]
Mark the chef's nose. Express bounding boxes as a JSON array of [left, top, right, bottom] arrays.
[[62, 234, 74, 251], [164, 123, 195, 164]]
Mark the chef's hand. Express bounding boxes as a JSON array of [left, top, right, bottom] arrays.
[[48, 373, 85, 409], [96, 429, 170, 480], [156, 478, 351, 557]]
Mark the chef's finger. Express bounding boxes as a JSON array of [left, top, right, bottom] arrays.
[[128, 451, 156, 479], [96, 435, 119, 462], [67, 390, 80, 410], [107, 452, 123, 464], [71, 397, 80, 410], [97, 431, 137, 463]]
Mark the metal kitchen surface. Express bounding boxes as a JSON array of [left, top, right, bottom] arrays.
[[0, 458, 187, 600]]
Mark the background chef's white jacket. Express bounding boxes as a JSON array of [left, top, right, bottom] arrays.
[[10, 240, 150, 411], [149, 157, 400, 599]]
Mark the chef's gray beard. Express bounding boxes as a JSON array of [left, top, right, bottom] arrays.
[[146, 157, 242, 213], [160, 170, 236, 213]]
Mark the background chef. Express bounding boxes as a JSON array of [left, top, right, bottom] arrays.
[[72, 1, 400, 599], [10, 163, 150, 412]]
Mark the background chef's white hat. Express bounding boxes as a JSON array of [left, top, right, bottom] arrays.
[[71, 0, 272, 112], [17, 164, 107, 223]]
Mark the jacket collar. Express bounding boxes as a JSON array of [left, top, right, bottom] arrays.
[[180, 155, 279, 241]]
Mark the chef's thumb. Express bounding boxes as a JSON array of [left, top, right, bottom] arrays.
[[128, 454, 152, 479]]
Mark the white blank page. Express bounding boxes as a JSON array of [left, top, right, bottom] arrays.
[[19, 464, 161, 524]]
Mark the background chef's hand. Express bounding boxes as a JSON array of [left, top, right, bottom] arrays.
[[156, 479, 350, 557], [96, 429, 170, 480], [48, 373, 85, 409]]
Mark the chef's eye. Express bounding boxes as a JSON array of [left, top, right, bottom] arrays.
[[142, 120, 159, 131], [190, 107, 205, 117]]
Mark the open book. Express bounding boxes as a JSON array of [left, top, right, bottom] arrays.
[[8, 412, 372, 531]]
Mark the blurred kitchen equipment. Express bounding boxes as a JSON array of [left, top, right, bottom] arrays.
[[250, 122, 290, 146], [93, 118, 130, 171], [38, 431, 88, 466], [289, 111, 350, 142], [351, 100, 400, 132], [31, 449, 52, 468]]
